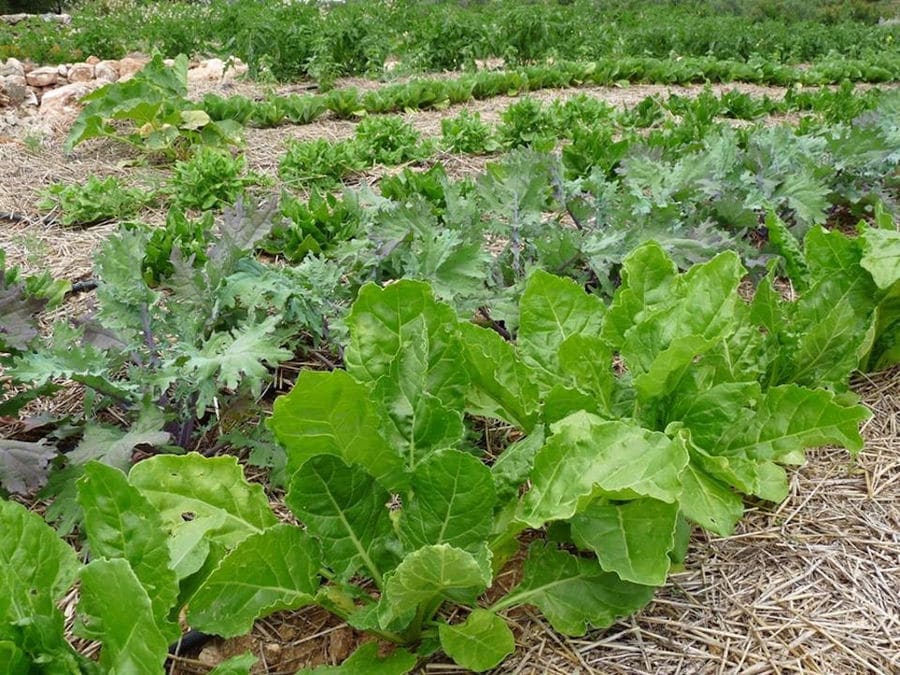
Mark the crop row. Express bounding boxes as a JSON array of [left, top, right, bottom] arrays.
[[3, 0, 899, 82]]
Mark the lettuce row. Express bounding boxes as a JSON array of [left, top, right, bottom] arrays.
[[2, 226, 895, 672]]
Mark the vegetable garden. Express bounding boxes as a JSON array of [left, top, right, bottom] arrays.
[[1, 1, 899, 673]]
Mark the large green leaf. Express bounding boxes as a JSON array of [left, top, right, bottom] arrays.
[[189, 525, 321, 637], [570, 498, 679, 586], [270, 369, 404, 490], [498, 542, 654, 636], [518, 270, 606, 388], [602, 241, 678, 349], [621, 250, 744, 375], [286, 455, 395, 583], [207, 653, 259, 675], [76, 462, 179, 641], [399, 449, 496, 553], [557, 334, 615, 414], [678, 463, 744, 536], [438, 609, 515, 672], [860, 227, 900, 291], [344, 281, 468, 465], [0, 499, 79, 624], [129, 454, 277, 583], [519, 413, 688, 527], [76, 559, 168, 675], [379, 544, 491, 629], [459, 321, 540, 431], [0, 500, 82, 669], [718, 384, 870, 460], [345, 280, 466, 400]]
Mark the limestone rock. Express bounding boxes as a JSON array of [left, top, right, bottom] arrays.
[[0, 58, 25, 78], [86, 55, 100, 65], [1, 75, 28, 106], [117, 56, 148, 81], [57, 64, 67, 77], [94, 62, 118, 83], [40, 81, 96, 114], [67, 63, 94, 83], [25, 66, 58, 87]]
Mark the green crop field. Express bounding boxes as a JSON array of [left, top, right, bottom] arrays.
[[1, 1, 898, 673]]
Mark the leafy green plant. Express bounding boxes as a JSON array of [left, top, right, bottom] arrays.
[[325, 87, 365, 119], [39, 175, 153, 227], [263, 191, 363, 262], [354, 115, 429, 166], [127, 209, 214, 285], [498, 98, 556, 150], [278, 138, 362, 189], [201, 93, 256, 125], [441, 110, 500, 155], [2, 219, 896, 669], [166, 147, 266, 212], [65, 54, 242, 159]]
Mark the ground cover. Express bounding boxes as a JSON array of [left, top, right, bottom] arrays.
[[1, 2, 899, 673]]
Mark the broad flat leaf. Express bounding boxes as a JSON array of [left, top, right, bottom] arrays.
[[438, 609, 515, 672], [0, 440, 56, 495], [297, 642, 416, 674], [491, 428, 544, 503], [270, 370, 404, 490], [670, 381, 761, 449], [602, 241, 678, 349], [719, 384, 870, 460], [379, 544, 491, 629], [557, 334, 615, 414], [207, 653, 258, 675], [286, 455, 395, 582], [570, 498, 679, 586], [788, 295, 871, 388], [345, 280, 466, 402], [345, 281, 468, 464], [0, 499, 79, 623], [77, 463, 179, 641], [519, 413, 688, 528], [502, 542, 654, 636], [76, 559, 168, 674], [399, 449, 496, 553], [518, 270, 606, 388], [622, 251, 743, 374], [678, 463, 744, 536], [860, 227, 900, 290], [633, 335, 717, 402], [690, 447, 789, 502], [189, 525, 320, 637], [129, 454, 277, 552], [459, 321, 540, 431]]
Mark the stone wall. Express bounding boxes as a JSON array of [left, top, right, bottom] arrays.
[[0, 55, 245, 114]]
